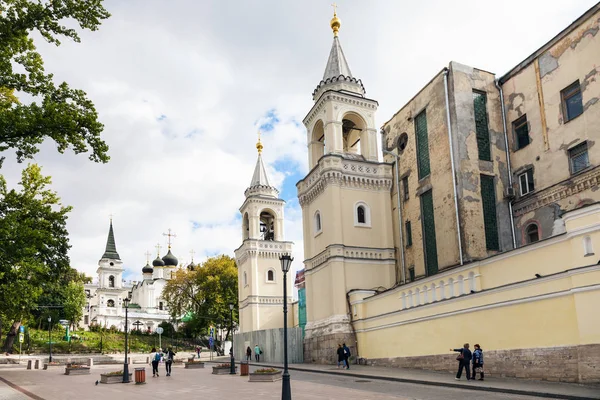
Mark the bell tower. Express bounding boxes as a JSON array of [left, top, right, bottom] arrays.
[[235, 136, 294, 333], [297, 10, 396, 363]]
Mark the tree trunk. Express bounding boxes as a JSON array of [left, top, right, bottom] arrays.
[[2, 321, 21, 353]]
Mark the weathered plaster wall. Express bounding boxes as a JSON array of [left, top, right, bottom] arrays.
[[503, 9, 600, 242]]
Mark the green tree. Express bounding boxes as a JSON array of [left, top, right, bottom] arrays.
[[162, 255, 238, 343], [0, 164, 72, 351], [62, 281, 86, 329], [0, 0, 111, 165]]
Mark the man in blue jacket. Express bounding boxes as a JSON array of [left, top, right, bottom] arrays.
[[342, 343, 351, 370]]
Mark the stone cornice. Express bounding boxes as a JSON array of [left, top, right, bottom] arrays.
[[297, 155, 393, 207], [239, 195, 285, 213], [234, 240, 294, 264], [239, 295, 294, 309], [304, 90, 378, 128], [513, 166, 600, 217], [304, 243, 396, 273]]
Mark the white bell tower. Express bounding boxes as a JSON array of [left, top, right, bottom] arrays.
[[234, 136, 294, 333]]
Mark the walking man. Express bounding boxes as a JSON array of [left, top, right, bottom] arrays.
[[254, 344, 261, 362], [165, 347, 176, 377], [342, 343, 351, 369]]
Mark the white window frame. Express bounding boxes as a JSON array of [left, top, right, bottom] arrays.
[[354, 201, 371, 227], [266, 268, 276, 283], [314, 210, 322, 236], [518, 169, 534, 196], [569, 142, 589, 174]]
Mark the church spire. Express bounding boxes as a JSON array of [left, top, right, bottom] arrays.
[[101, 220, 120, 260], [250, 131, 271, 187]]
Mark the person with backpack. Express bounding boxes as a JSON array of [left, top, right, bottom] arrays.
[[342, 343, 351, 369], [150, 347, 160, 377], [164, 347, 176, 377], [472, 344, 484, 381], [254, 344, 261, 362], [451, 343, 472, 380]]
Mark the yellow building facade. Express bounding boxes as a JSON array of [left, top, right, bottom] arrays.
[[297, 5, 600, 382]]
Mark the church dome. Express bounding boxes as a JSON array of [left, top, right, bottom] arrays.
[[162, 249, 178, 266], [142, 262, 153, 274], [187, 262, 196, 271], [152, 256, 165, 267]]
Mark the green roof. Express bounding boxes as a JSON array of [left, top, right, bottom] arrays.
[[101, 221, 120, 260]]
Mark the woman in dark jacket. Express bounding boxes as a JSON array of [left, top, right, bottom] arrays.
[[451, 343, 472, 380], [336, 344, 345, 369], [246, 346, 252, 361]]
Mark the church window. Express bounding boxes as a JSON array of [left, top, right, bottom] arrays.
[[243, 213, 250, 240], [405, 221, 412, 248], [314, 211, 322, 234], [473, 91, 491, 161], [415, 110, 431, 179], [526, 223, 540, 244], [107, 299, 115, 307], [357, 206, 365, 224], [420, 190, 439, 276], [402, 176, 409, 201], [354, 202, 371, 227], [480, 175, 499, 250], [267, 269, 275, 282], [159, 302, 163, 311], [108, 275, 115, 288], [259, 210, 276, 241]]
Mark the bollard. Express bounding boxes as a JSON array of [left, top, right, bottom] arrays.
[[128, 357, 131, 364], [43, 363, 48, 370], [34, 359, 40, 369], [146, 356, 149, 364], [88, 358, 93, 367], [27, 360, 32, 370]]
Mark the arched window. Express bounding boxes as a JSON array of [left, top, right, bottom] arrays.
[[106, 299, 115, 308], [354, 202, 371, 227], [243, 271, 248, 286], [267, 269, 275, 282], [584, 236, 594, 256], [108, 275, 115, 288], [259, 210, 276, 241], [357, 206, 366, 223], [243, 213, 250, 240], [159, 302, 163, 311], [314, 211, 322, 234], [526, 223, 540, 244]]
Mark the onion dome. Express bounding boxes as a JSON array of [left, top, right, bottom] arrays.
[[142, 262, 153, 274], [152, 255, 165, 267], [187, 262, 196, 271], [162, 249, 178, 266]]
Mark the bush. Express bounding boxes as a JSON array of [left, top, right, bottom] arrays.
[[254, 368, 278, 374]]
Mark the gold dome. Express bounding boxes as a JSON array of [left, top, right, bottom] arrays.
[[330, 13, 341, 37], [256, 131, 263, 154]]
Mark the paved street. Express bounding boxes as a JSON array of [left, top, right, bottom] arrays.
[[0, 363, 587, 400]]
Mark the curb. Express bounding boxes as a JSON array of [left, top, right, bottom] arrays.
[[205, 360, 599, 400]]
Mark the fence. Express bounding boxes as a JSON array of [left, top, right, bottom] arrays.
[[233, 328, 303, 364]]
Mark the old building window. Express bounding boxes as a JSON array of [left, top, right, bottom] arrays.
[[408, 267, 415, 282], [415, 110, 431, 179], [584, 236, 594, 256], [354, 202, 371, 227], [243, 271, 248, 287], [405, 221, 412, 248], [526, 223, 540, 244], [159, 302, 163, 311], [108, 275, 115, 288], [314, 211, 322, 234], [84, 316, 89, 325], [569, 142, 589, 174], [513, 115, 530, 150], [267, 269, 275, 282], [357, 206, 366, 223], [420, 190, 438, 276], [402, 176, 409, 201], [561, 81, 583, 122], [397, 132, 408, 152], [106, 299, 115, 308], [480, 175, 499, 251], [473, 91, 491, 161], [518, 169, 535, 196]]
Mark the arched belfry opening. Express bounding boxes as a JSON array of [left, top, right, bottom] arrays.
[[243, 212, 250, 240], [342, 112, 365, 156], [310, 120, 325, 167], [260, 210, 276, 241]]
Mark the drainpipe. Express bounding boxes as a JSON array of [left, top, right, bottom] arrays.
[[495, 79, 517, 249], [381, 131, 406, 285], [443, 69, 464, 265]]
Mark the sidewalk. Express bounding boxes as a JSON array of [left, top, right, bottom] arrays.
[[214, 358, 600, 400]]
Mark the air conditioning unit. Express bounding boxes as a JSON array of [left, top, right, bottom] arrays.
[[504, 187, 516, 199]]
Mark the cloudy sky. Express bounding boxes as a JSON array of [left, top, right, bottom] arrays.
[[2, 0, 597, 284]]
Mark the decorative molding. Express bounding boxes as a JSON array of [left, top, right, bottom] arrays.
[[304, 91, 378, 127], [304, 244, 396, 273], [513, 166, 600, 217], [304, 313, 354, 339], [239, 295, 293, 309]]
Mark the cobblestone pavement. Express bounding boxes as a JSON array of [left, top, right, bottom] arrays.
[[0, 364, 587, 400]]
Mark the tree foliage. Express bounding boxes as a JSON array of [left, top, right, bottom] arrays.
[[163, 255, 238, 339], [0, 164, 73, 350], [0, 0, 111, 165]]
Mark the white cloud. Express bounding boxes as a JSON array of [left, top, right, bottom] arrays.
[[1, 0, 596, 283]]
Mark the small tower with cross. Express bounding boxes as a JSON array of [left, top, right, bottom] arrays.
[[234, 133, 294, 333]]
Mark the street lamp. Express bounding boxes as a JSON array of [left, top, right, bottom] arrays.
[[122, 298, 130, 383], [47, 316, 52, 363], [229, 303, 235, 375], [279, 254, 293, 400]]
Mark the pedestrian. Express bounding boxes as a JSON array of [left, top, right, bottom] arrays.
[[246, 346, 252, 361], [336, 344, 345, 369], [164, 347, 176, 377], [342, 343, 351, 369], [196, 345, 201, 358], [472, 344, 484, 381], [150, 347, 160, 377], [254, 344, 261, 362], [451, 343, 472, 380]]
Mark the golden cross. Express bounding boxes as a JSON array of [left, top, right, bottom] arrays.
[[155, 243, 162, 257], [331, 2, 338, 15], [109, 213, 114, 222], [163, 228, 177, 249], [189, 249, 196, 262], [145, 251, 152, 263]]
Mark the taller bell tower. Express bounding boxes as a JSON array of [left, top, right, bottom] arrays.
[[297, 10, 396, 363], [235, 137, 294, 333]]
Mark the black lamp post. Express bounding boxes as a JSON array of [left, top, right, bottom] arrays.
[[279, 254, 293, 400], [229, 303, 235, 374], [47, 316, 52, 363], [122, 298, 130, 383]]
